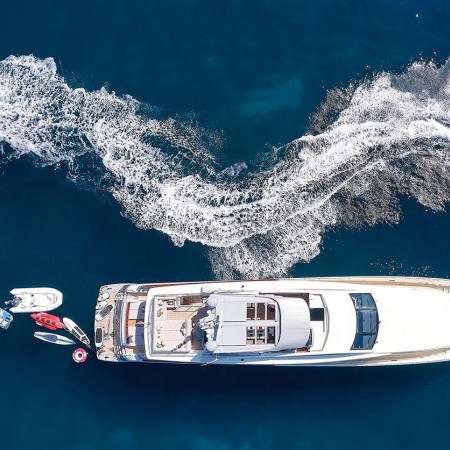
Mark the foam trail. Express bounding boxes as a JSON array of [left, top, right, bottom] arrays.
[[2, 55, 450, 278]]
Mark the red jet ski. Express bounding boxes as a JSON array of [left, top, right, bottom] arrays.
[[31, 312, 65, 331]]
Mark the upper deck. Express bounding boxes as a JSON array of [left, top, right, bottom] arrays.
[[95, 279, 333, 362], [145, 292, 313, 357]]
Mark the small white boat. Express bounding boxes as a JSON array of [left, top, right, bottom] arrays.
[[63, 317, 91, 348], [95, 304, 113, 321], [6, 288, 63, 313], [95, 300, 107, 310], [34, 332, 75, 346]]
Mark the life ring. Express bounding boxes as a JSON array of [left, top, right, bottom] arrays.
[[73, 348, 88, 363]]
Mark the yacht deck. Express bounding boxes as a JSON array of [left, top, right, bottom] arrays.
[[96, 284, 150, 361], [151, 295, 207, 354]]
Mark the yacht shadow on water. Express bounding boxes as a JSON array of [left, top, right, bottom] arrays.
[[107, 359, 450, 395]]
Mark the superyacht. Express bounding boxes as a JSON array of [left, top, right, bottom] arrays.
[[93, 277, 450, 366]]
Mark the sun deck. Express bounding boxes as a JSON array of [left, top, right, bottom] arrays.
[[150, 294, 207, 354], [96, 282, 334, 362]]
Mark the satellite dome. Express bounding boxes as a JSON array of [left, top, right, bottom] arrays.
[[207, 295, 219, 308], [205, 340, 217, 352]]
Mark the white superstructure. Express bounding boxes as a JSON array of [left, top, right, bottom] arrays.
[[94, 277, 450, 366]]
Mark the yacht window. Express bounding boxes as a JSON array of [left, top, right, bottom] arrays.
[[351, 293, 376, 309], [247, 303, 256, 320], [357, 310, 378, 334], [246, 326, 256, 344], [352, 333, 376, 350], [257, 303, 266, 320], [350, 293, 379, 350], [267, 304, 276, 320], [267, 326, 276, 344], [256, 326, 265, 344]]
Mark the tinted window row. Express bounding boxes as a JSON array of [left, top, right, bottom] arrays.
[[350, 293, 379, 350]]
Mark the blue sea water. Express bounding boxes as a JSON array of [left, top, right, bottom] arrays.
[[2, 0, 450, 449]]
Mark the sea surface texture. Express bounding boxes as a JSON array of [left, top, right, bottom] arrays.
[[1, 1, 450, 449]]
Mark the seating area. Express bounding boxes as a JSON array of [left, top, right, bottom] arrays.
[[125, 301, 146, 348], [152, 296, 204, 353]]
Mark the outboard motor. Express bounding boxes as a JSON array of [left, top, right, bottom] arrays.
[[4, 297, 20, 308]]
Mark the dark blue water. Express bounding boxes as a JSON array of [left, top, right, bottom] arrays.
[[2, 1, 450, 449]]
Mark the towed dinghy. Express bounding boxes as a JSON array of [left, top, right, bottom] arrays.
[[34, 332, 75, 346], [63, 317, 91, 349], [0, 308, 13, 330], [7, 288, 63, 313]]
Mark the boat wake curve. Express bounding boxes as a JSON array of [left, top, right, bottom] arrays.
[[1, 55, 450, 278]]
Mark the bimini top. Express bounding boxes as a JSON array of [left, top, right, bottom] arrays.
[[200, 293, 310, 354]]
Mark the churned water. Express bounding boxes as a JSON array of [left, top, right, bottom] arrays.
[[1, 1, 450, 449]]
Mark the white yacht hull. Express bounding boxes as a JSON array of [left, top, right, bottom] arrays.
[[94, 276, 450, 367]]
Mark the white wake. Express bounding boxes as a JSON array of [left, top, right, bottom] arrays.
[[1, 55, 450, 278]]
